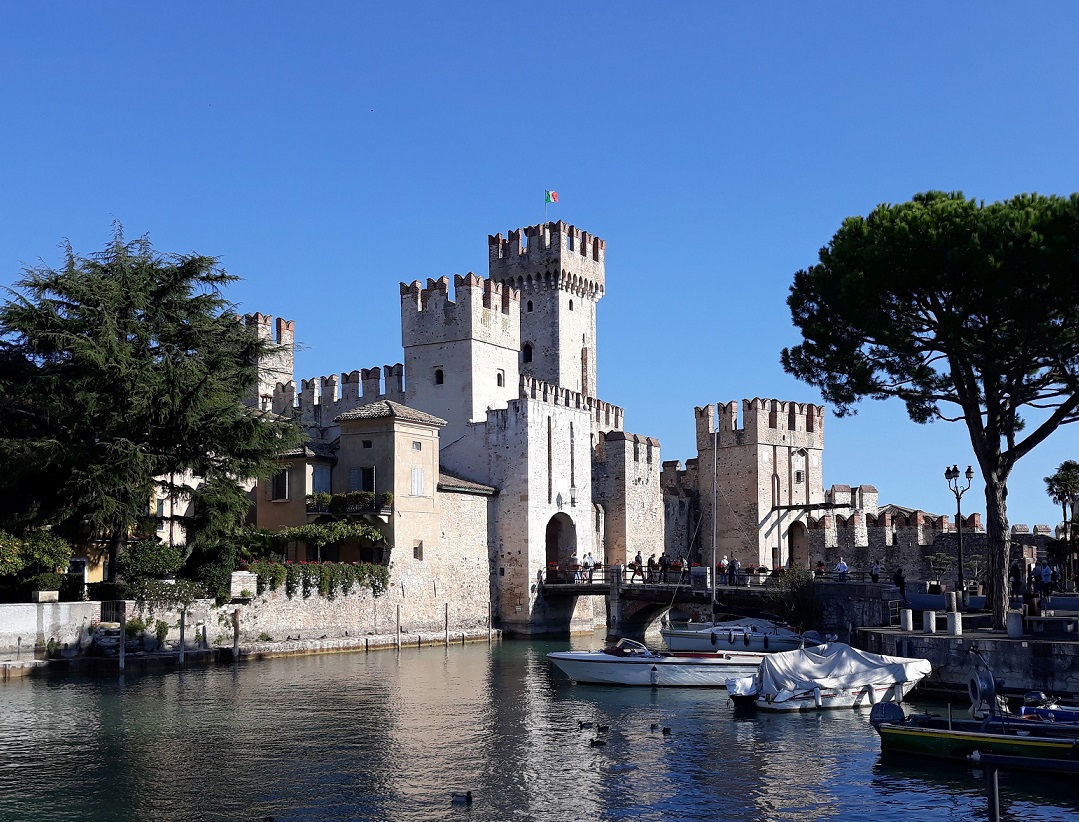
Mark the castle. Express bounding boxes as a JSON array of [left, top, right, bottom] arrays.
[[245, 220, 1053, 634]]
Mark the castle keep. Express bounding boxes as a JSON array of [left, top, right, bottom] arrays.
[[247, 221, 1053, 633], [252, 222, 662, 634]]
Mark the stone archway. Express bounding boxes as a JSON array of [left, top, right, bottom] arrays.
[[787, 521, 809, 569], [546, 513, 578, 581]]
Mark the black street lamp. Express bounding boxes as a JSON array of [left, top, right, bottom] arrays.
[[945, 464, 975, 608]]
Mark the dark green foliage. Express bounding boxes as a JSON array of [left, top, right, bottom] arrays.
[[763, 569, 823, 633], [783, 192, 1079, 628], [246, 559, 389, 599], [86, 581, 129, 601], [116, 540, 185, 579], [0, 228, 303, 579], [27, 572, 63, 591]]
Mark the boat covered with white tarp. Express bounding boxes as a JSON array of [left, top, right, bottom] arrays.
[[726, 643, 932, 711]]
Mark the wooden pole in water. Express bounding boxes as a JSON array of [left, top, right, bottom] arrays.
[[178, 610, 186, 667], [396, 604, 401, 650], [986, 763, 1000, 822], [488, 601, 492, 643], [118, 609, 126, 673], [445, 603, 449, 646], [233, 608, 240, 659]]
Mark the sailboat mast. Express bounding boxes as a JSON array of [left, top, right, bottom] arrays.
[[711, 428, 718, 614]]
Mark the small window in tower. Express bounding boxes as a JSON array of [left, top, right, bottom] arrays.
[[362, 440, 372, 449], [412, 441, 422, 451], [523, 344, 533, 364], [434, 369, 444, 385], [413, 541, 424, 561], [526, 300, 533, 313], [795, 470, 805, 484], [567, 233, 574, 251], [497, 370, 505, 387], [569, 299, 574, 311]]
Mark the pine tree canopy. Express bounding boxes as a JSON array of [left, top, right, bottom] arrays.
[[782, 191, 1079, 628]]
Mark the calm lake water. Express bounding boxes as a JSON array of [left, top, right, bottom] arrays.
[[1, 634, 1077, 822]]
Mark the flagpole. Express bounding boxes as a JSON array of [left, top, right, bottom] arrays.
[[545, 190, 548, 223]]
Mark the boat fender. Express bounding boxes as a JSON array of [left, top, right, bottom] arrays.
[[867, 685, 878, 705], [814, 687, 823, 708], [711, 632, 717, 647], [763, 635, 769, 651], [744, 632, 750, 648], [728, 630, 734, 645]]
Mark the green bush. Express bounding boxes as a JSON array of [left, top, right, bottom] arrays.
[[27, 572, 63, 591], [380, 491, 394, 508], [125, 616, 148, 638], [154, 619, 169, 645], [117, 540, 185, 579], [87, 582, 130, 602]]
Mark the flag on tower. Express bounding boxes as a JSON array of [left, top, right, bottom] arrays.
[[545, 190, 559, 203]]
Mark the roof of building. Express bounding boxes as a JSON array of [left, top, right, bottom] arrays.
[[334, 400, 447, 427], [277, 440, 339, 460], [438, 471, 497, 495]]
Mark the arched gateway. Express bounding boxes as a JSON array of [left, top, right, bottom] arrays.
[[545, 513, 578, 580], [787, 520, 809, 569]]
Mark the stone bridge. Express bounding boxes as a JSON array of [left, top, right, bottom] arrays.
[[539, 569, 900, 639]]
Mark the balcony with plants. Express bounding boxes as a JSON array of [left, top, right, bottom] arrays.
[[306, 491, 394, 519]]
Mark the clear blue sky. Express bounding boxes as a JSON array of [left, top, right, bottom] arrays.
[[2, 3, 1078, 530]]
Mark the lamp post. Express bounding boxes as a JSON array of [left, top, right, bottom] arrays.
[[945, 464, 975, 608]]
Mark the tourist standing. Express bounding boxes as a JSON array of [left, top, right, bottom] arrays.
[[631, 550, 644, 583], [892, 567, 907, 602], [584, 552, 595, 583], [870, 559, 881, 584], [659, 552, 670, 583], [834, 557, 849, 582]]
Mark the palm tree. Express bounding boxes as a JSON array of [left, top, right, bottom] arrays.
[[1045, 460, 1079, 589]]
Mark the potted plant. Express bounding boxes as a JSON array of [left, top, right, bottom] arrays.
[[29, 572, 63, 602]]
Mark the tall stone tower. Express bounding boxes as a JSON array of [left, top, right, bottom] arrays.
[[243, 313, 295, 411], [693, 399, 826, 570], [488, 222, 605, 398], [400, 274, 521, 447]]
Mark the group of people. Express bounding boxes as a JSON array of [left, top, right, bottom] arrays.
[[813, 557, 907, 601], [627, 551, 686, 583], [1010, 558, 1062, 598], [569, 552, 598, 583]]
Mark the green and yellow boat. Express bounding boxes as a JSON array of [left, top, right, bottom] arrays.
[[871, 703, 1079, 768]]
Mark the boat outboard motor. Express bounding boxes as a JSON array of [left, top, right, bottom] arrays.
[[870, 702, 906, 729], [1023, 690, 1049, 707]]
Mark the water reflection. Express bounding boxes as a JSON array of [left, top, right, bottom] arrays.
[[0, 638, 1077, 821]]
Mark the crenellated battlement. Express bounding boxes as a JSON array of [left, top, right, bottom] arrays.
[[400, 273, 521, 350], [693, 398, 826, 450], [242, 312, 296, 347], [518, 375, 624, 432], [273, 364, 406, 423], [488, 221, 606, 299]]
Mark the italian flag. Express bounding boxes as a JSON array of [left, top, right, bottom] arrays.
[[545, 190, 558, 203]]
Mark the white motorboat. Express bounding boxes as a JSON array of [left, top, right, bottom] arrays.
[[660, 617, 823, 654], [547, 638, 765, 687], [725, 643, 932, 711]]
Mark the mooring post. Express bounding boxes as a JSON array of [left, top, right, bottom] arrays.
[[233, 608, 240, 659], [178, 610, 186, 667], [396, 604, 401, 651], [118, 609, 126, 673], [986, 763, 1000, 822], [488, 601, 492, 644], [444, 603, 449, 646]]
